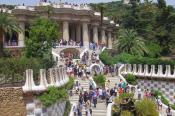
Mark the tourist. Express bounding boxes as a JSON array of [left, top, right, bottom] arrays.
[[99, 87, 103, 100], [166, 104, 172, 116], [85, 100, 92, 116], [92, 90, 97, 108], [137, 86, 141, 100], [77, 103, 83, 116], [83, 90, 89, 103], [73, 104, 77, 116], [157, 96, 162, 110]]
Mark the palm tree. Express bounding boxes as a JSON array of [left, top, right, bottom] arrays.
[[0, 12, 21, 56], [117, 29, 148, 56]]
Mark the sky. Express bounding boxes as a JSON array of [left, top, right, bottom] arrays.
[[0, 0, 175, 6]]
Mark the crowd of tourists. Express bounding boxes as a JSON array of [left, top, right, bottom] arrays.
[[58, 39, 82, 46], [71, 80, 118, 116]]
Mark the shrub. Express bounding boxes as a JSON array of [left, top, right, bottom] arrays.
[[135, 99, 159, 116], [119, 93, 134, 100], [37, 86, 68, 107], [125, 74, 137, 85], [99, 50, 175, 66], [93, 74, 106, 87], [120, 110, 132, 116]]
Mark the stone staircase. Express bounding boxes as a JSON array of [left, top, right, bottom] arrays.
[[106, 76, 120, 89], [69, 78, 108, 116]]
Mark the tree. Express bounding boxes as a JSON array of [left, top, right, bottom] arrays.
[[25, 17, 60, 58], [0, 13, 21, 56], [157, 0, 166, 9], [117, 29, 148, 56]]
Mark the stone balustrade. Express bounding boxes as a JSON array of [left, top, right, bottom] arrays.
[[38, 2, 91, 10], [22, 67, 69, 92], [121, 64, 175, 78]]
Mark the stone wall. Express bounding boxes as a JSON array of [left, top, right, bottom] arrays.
[[0, 87, 26, 116], [26, 100, 67, 116], [138, 79, 175, 103]]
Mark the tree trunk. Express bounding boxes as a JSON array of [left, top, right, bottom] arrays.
[[0, 28, 4, 57]]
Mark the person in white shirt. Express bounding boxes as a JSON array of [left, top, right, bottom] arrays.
[[99, 88, 103, 100], [157, 96, 162, 110], [137, 86, 141, 100]]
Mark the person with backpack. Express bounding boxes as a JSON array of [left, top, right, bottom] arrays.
[[166, 104, 172, 116]]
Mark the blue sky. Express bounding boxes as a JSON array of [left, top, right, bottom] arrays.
[[0, 0, 175, 6]]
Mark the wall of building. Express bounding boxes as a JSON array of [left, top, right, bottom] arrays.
[[0, 87, 26, 116], [26, 100, 67, 116], [138, 78, 175, 103]]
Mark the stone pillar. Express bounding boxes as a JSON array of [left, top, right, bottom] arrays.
[[18, 22, 25, 47], [76, 24, 81, 42], [63, 21, 69, 41], [82, 22, 89, 48], [108, 31, 112, 49], [93, 26, 98, 44], [101, 29, 106, 45]]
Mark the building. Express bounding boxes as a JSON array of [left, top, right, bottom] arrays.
[[0, 2, 118, 55]]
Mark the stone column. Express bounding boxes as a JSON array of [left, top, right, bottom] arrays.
[[108, 31, 112, 49], [18, 22, 25, 47], [76, 24, 81, 42], [82, 22, 89, 48], [63, 21, 69, 41], [101, 28, 106, 45], [93, 26, 98, 44]]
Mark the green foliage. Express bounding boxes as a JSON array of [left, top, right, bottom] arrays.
[[119, 93, 134, 100], [25, 17, 60, 58], [154, 90, 169, 105], [99, 50, 114, 65], [120, 110, 132, 116], [135, 99, 159, 116], [64, 77, 74, 90], [37, 86, 68, 107], [146, 42, 162, 58], [125, 74, 137, 85], [92, 0, 175, 55], [117, 29, 148, 56], [100, 50, 175, 66], [63, 101, 71, 116], [154, 90, 175, 110], [0, 13, 21, 56], [37, 78, 74, 107], [93, 74, 106, 87], [0, 55, 55, 81]]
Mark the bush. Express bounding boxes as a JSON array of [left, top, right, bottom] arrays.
[[0, 55, 55, 82], [93, 74, 106, 87], [119, 93, 134, 100], [37, 78, 74, 107], [125, 74, 137, 85], [135, 99, 159, 116], [37, 86, 68, 107], [99, 50, 175, 66], [120, 110, 132, 116]]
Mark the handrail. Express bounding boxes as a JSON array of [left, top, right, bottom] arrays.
[[106, 102, 114, 116]]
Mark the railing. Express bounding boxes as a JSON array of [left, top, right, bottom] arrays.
[[22, 67, 69, 92], [39, 2, 91, 11], [106, 102, 114, 116], [121, 64, 175, 79]]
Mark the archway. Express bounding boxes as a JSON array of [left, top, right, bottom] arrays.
[[90, 63, 103, 75], [60, 48, 80, 59]]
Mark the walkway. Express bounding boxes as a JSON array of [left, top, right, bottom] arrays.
[[69, 78, 106, 116]]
